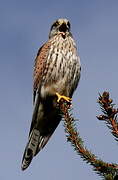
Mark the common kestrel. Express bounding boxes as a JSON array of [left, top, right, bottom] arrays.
[[21, 18, 81, 170]]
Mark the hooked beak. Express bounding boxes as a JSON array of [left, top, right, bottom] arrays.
[[59, 23, 69, 33]]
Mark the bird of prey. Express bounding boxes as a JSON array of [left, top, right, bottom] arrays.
[[21, 18, 81, 170]]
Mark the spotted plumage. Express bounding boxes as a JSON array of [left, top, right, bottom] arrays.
[[21, 18, 81, 170]]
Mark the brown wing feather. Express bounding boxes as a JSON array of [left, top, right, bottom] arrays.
[[33, 41, 51, 103]]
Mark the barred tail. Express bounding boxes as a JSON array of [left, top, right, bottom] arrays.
[[21, 95, 62, 171], [21, 128, 52, 171], [21, 129, 39, 170]]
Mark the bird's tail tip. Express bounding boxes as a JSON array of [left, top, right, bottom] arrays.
[[21, 128, 52, 171], [21, 148, 33, 171], [21, 129, 41, 171]]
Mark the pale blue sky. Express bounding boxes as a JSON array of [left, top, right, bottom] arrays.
[[0, 0, 118, 179]]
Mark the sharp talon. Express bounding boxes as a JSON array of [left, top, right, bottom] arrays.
[[56, 92, 72, 103]]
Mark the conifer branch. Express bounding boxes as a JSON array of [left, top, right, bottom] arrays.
[[58, 96, 118, 180], [97, 92, 118, 141]]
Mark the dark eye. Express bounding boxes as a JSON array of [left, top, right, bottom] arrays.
[[67, 21, 70, 28], [51, 21, 59, 30], [53, 21, 59, 27]]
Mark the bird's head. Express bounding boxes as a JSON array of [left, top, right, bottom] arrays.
[[49, 18, 71, 39]]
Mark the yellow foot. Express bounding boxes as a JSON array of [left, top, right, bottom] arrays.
[[56, 92, 72, 103]]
